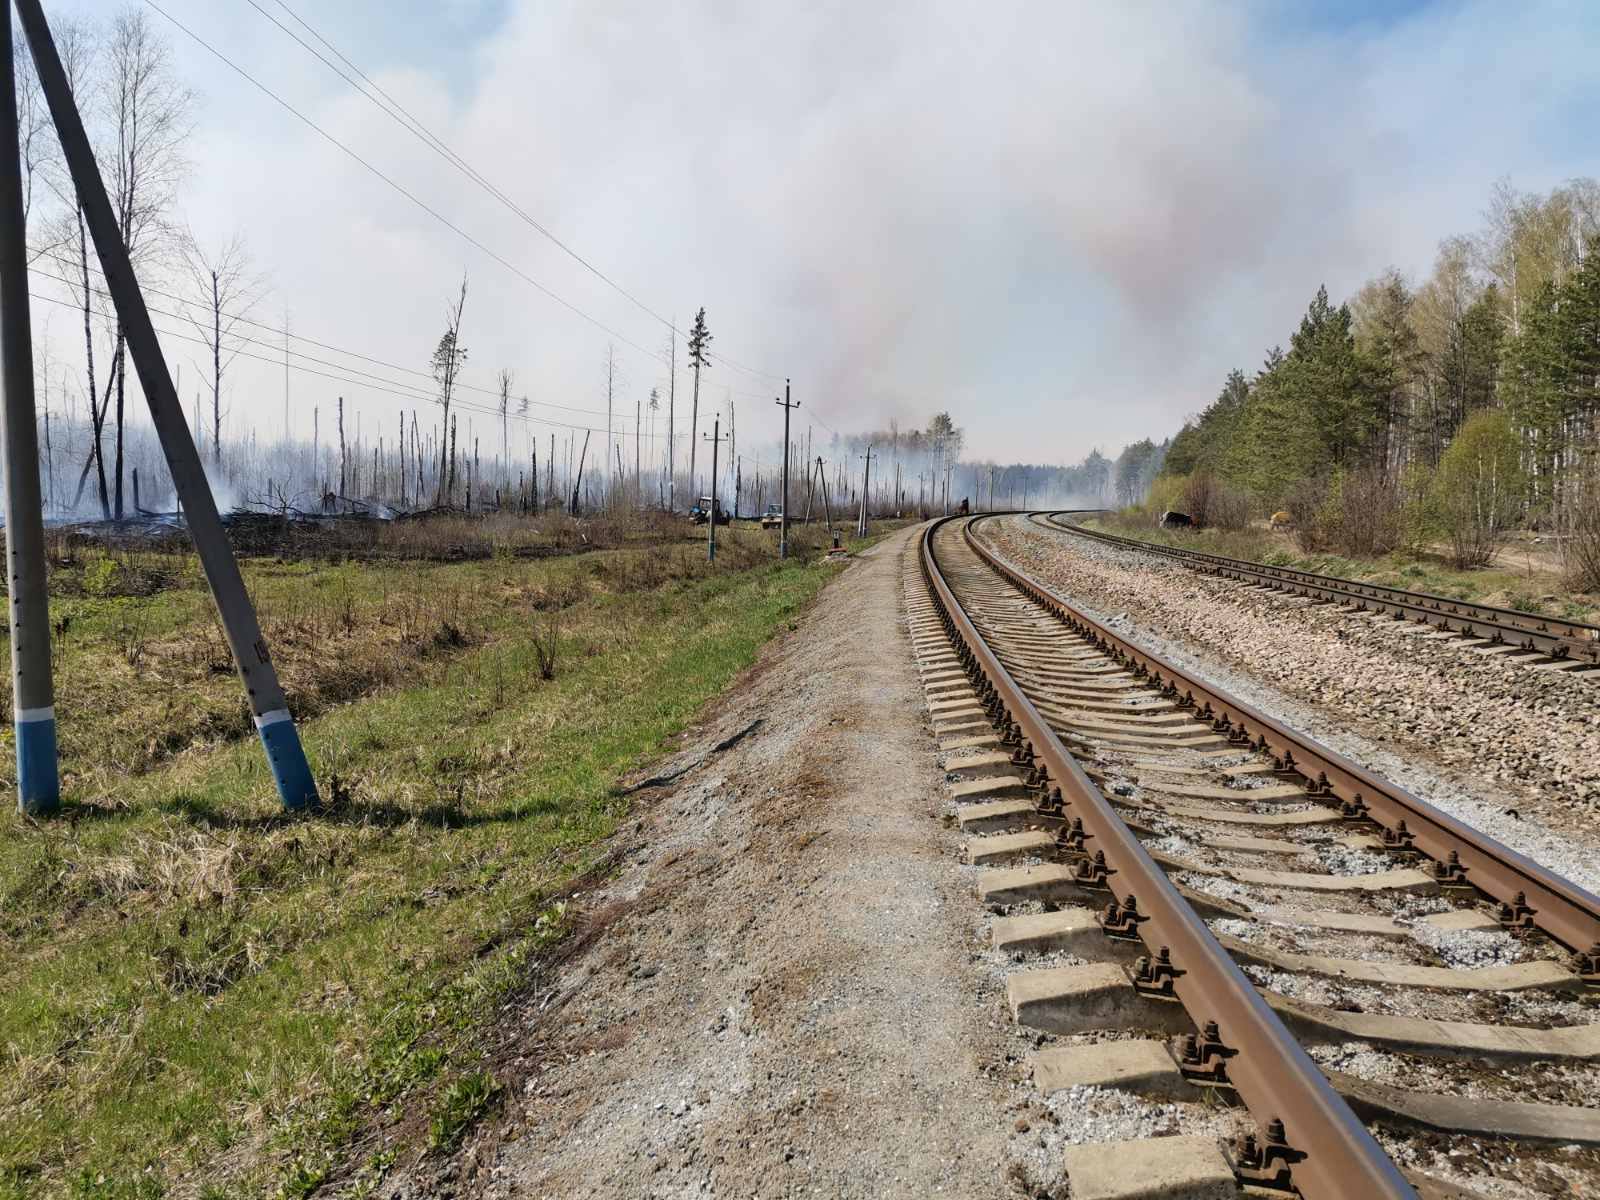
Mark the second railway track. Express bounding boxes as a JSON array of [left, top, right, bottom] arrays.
[[906, 514, 1600, 1200], [1037, 511, 1600, 673]]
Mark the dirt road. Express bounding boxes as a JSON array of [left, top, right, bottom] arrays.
[[415, 527, 1017, 1198]]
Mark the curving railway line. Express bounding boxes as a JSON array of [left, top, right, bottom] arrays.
[[1038, 511, 1600, 670], [906, 514, 1600, 1200]]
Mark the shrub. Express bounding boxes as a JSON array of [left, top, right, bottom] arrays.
[[1285, 465, 1430, 558], [1319, 467, 1407, 557], [1559, 463, 1600, 591], [83, 556, 124, 597], [1143, 474, 1189, 520], [1430, 410, 1526, 569], [1283, 476, 1330, 552], [1181, 473, 1251, 530]]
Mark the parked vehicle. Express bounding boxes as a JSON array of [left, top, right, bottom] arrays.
[[760, 504, 784, 529], [689, 496, 729, 525]]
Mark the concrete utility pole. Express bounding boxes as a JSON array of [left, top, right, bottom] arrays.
[[705, 416, 721, 562], [0, 6, 56, 814], [17, 0, 319, 809], [857, 444, 874, 538], [775, 380, 798, 559]]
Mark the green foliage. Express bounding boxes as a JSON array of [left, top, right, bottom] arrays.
[[1430, 409, 1527, 568], [82, 557, 124, 598], [0, 533, 864, 1197], [1165, 370, 1248, 478], [687, 306, 713, 370], [428, 1072, 501, 1151], [1112, 438, 1160, 505]]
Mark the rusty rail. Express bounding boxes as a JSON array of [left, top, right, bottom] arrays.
[[985, 515, 1600, 957], [1040, 511, 1600, 664], [920, 517, 1417, 1200]]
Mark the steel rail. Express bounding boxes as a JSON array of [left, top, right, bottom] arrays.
[[919, 517, 1417, 1200], [976, 515, 1600, 958], [1039, 511, 1600, 664]]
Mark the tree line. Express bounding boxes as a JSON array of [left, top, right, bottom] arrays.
[[1158, 178, 1600, 585]]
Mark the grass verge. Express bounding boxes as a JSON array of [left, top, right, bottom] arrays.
[[0, 520, 893, 1198]]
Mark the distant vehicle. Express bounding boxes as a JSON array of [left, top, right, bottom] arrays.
[[1159, 510, 1194, 529], [1270, 510, 1294, 530], [689, 496, 729, 525], [760, 504, 784, 529]]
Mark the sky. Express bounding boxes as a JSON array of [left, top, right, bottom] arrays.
[[29, 0, 1600, 472]]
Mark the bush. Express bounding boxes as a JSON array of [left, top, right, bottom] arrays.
[[1286, 466, 1430, 558], [1430, 410, 1526, 569], [1284, 476, 1330, 552], [1320, 467, 1407, 557], [1144, 474, 1189, 519], [1180, 473, 1251, 530], [1559, 464, 1600, 591]]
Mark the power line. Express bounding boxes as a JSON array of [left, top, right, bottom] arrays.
[[30, 293, 787, 474], [30, 252, 782, 425], [143, 0, 674, 372], [255, 0, 786, 386], [143, 0, 784, 395]]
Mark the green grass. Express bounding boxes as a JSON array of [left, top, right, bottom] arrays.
[[0, 520, 890, 1198]]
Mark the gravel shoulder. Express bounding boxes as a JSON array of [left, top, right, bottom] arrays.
[[978, 516, 1600, 896], [405, 527, 1017, 1199]]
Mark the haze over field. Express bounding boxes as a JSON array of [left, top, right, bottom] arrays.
[[27, 0, 1600, 476]]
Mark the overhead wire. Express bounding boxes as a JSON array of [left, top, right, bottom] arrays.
[[256, 0, 786, 385], [33, 249, 777, 417], [140, 0, 786, 396]]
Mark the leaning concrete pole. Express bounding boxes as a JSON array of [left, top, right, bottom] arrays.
[[16, 0, 317, 809], [0, 4, 56, 814]]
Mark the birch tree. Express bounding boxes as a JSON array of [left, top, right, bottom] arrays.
[[430, 274, 469, 504], [103, 6, 194, 518], [181, 230, 264, 468]]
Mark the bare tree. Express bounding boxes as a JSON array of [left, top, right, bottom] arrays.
[[33, 20, 113, 517], [497, 367, 513, 488], [102, 7, 194, 518], [430, 274, 469, 504], [180, 230, 265, 468]]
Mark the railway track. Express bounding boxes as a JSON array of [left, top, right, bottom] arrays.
[[1038, 511, 1600, 672], [904, 515, 1600, 1200]]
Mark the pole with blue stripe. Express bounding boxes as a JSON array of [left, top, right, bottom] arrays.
[[15, 0, 317, 810], [0, 2, 57, 815]]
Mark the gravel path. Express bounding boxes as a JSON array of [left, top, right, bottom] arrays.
[[977, 516, 1600, 897], [401, 528, 1022, 1199]]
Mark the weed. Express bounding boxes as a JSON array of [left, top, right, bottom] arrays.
[[82, 557, 122, 597], [428, 1071, 501, 1152], [0, 515, 896, 1196], [1503, 590, 1549, 615]]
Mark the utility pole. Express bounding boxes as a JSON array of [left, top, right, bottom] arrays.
[[667, 319, 676, 512], [857, 444, 874, 538], [634, 397, 641, 504], [775, 380, 798, 559], [18, 0, 319, 808], [1, 6, 56, 813], [704, 416, 721, 562], [815, 456, 833, 532]]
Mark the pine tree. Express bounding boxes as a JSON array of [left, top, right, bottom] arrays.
[[686, 308, 712, 499]]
